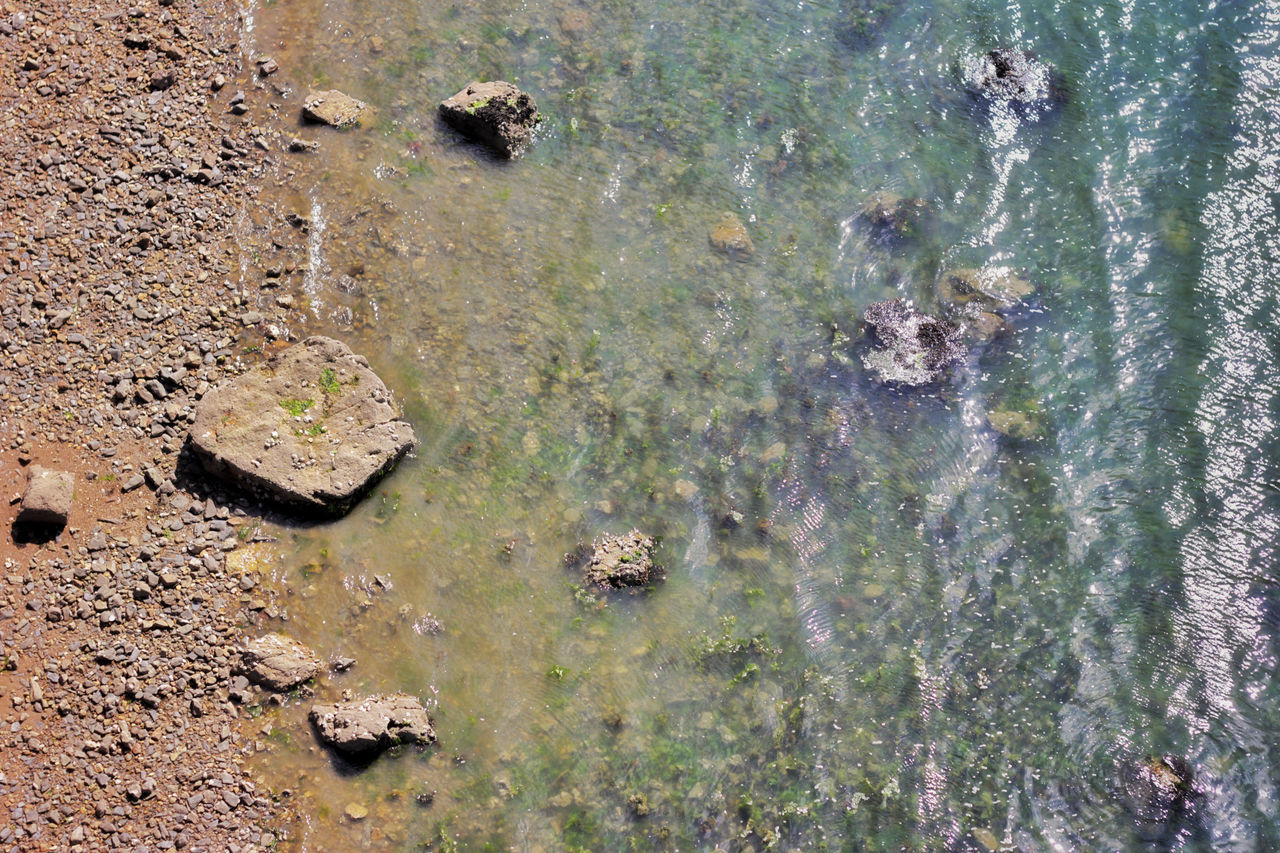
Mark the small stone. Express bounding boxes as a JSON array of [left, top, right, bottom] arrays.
[[708, 213, 753, 257], [302, 90, 370, 129], [344, 802, 368, 821]]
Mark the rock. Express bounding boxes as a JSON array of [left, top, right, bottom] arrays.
[[302, 90, 371, 129], [961, 311, 1010, 345], [861, 299, 965, 386], [438, 81, 541, 158], [187, 336, 417, 515], [344, 802, 368, 821], [1122, 754, 1197, 821], [961, 49, 1063, 112], [708, 213, 754, 257], [150, 68, 178, 91], [985, 407, 1044, 440], [16, 466, 75, 526], [309, 693, 436, 756], [936, 267, 1034, 313], [835, 0, 903, 50], [583, 530, 662, 590], [858, 192, 927, 243], [239, 634, 320, 691]]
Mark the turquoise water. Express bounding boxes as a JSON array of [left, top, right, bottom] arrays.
[[240, 0, 1280, 848]]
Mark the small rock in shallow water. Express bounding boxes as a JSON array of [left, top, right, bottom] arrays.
[[302, 89, 370, 129], [239, 634, 320, 691], [937, 267, 1034, 313], [708, 213, 754, 257], [961, 48, 1063, 112], [861, 299, 965, 386], [581, 530, 662, 590], [310, 693, 436, 756], [858, 192, 927, 243], [344, 803, 368, 821], [439, 80, 541, 158]]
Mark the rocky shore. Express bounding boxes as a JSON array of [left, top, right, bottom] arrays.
[[0, 0, 317, 848]]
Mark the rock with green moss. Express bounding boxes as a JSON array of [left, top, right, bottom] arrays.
[[439, 80, 541, 158], [188, 336, 416, 515], [582, 530, 662, 590]]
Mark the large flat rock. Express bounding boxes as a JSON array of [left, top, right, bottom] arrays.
[[309, 693, 436, 756], [188, 336, 416, 515]]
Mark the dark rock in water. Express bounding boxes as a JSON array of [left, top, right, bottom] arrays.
[[17, 466, 75, 526], [582, 530, 662, 590], [310, 693, 436, 756], [302, 89, 370, 129], [961, 49, 1063, 112], [1122, 754, 1197, 822], [239, 634, 320, 691], [835, 0, 903, 49], [861, 299, 964, 386], [439, 81, 541, 158], [188, 336, 416, 516], [858, 192, 928, 243]]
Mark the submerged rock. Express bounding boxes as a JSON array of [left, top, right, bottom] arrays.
[[239, 634, 320, 691], [302, 89, 371, 129], [310, 693, 436, 756], [439, 80, 541, 158], [858, 192, 928, 243], [1122, 754, 1197, 822], [708, 213, 754, 258], [835, 0, 903, 50], [985, 406, 1045, 440], [583, 530, 662, 590], [188, 336, 416, 516], [936, 267, 1034, 313], [960, 49, 1063, 112], [16, 466, 74, 526], [861, 299, 965, 386]]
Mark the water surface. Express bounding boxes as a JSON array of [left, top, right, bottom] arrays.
[[238, 0, 1280, 848]]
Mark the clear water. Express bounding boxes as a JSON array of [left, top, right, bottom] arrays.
[[238, 0, 1280, 849]]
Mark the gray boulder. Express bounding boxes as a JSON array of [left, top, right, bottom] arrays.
[[188, 336, 416, 515], [239, 634, 320, 691], [439, 81, 541, 158], [862, 299, 965, 386], [302, 90, 370, 129], [310, 693, 436, 756], [17, 466, 74, 525]]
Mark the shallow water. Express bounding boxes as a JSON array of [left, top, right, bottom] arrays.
[[238, 0, 1280, 848]]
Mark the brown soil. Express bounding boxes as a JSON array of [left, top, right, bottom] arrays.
[[0, 0, 317, 848]]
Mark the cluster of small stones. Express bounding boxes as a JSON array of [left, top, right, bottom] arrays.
[[0, 0, 323, 849]]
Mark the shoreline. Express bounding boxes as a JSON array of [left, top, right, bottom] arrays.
[[0, 0, 311, 848]]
